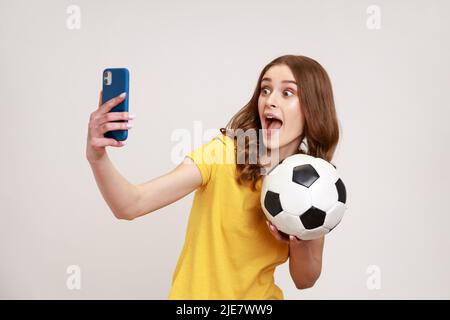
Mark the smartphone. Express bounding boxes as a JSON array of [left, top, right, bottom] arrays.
[[102, 68, 130, 141]]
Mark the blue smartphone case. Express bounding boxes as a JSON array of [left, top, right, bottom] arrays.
[[102, 68, 130, 141]]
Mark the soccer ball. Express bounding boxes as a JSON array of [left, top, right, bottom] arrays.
[[260, 154, 348, 240]]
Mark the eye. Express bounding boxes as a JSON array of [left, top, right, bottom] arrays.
[[284, 90, 294, 97], [260, 86, 295, 97]]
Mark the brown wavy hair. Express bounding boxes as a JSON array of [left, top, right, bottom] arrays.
[[220, 54, 340, 191]]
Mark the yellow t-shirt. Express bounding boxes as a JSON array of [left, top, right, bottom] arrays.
[[168, 133, 289, 300]]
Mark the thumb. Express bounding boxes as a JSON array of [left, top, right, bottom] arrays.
[[98, 90, 103, 109]]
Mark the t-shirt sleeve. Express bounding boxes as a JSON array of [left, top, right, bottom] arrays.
[[186, 134, 227, 188]]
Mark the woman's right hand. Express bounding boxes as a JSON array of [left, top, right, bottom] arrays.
[[86, 91, 135, 163]]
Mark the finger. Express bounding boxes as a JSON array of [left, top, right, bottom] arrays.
[[269, 223, 290, 243], [270, 221, 277, 230], [270, 228, 283, 241], [98, 90, 103, 108], [266, 220, 277, 235], [98, 121, 133, 135], [266, 220, 295, 243], [265, 221, 276, 234], [97, 111, 134, 126], [277, 234, 290, 244], [99, 92, 127, 114], [90, 137, 127, 148], [269, 221, 281, 233], [266, 220, 280, 235], [277, 230, 290, 243], [268, 223, 289, 243], [268, 220, 283, 235]]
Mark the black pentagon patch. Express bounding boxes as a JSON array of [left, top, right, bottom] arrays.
[[292, 164, 319, 188], [335, 178, 347, 204], [300, 207, 326, 229], [264, 191, 283, 217]]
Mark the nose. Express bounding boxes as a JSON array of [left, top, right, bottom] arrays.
[[265, 91, 280, 109]]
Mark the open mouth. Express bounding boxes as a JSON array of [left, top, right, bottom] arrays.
[[264, 116, 283, 131]]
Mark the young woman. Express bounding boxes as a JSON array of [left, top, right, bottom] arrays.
[[86, 54, 340, 299]]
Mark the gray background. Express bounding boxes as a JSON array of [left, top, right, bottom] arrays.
[[1, 0, 449, 299]]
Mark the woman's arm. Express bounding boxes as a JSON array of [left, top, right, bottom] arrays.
[[86, 91, 142, 220], [86, 91, 203, 221], [288, 236, 324, 289], [88, 155, 202, 221], [132, 156, 202, 219], [266, 221, 324, 289], [87, 154, 141, 220]]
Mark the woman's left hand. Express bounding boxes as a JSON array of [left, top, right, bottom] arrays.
[[266, 220, 324, 288], [266, 220, 304, 246]]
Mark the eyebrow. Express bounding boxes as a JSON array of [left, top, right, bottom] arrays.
[[261, 77, 297, 85]]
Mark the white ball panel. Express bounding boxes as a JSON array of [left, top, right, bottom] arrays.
[[312, 157, 339, 183], [281, 154, 313, 167], [299, 226, 329, 240], [273, 212, 305, 238], [261, 163, 291, 195], [267, 162, 282, 176], [323, 201, 346, 230], [261, 208, 280, 229], [310, 176, 339, 212], [279, 182, 312, 216]]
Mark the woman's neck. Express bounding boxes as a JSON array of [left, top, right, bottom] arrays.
[[260, 136, 302, 172]]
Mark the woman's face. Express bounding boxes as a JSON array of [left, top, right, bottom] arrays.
[[258, 64, 305, 157]]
